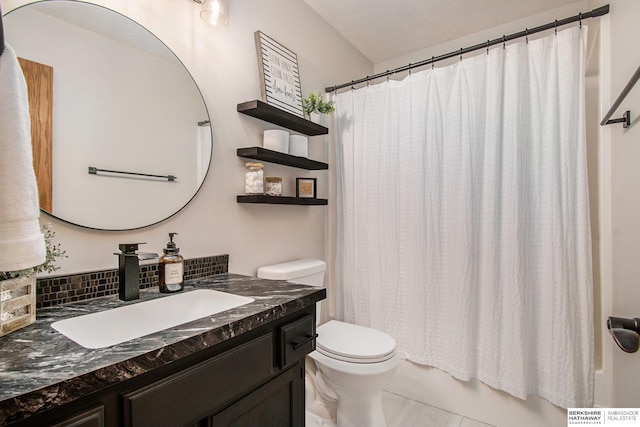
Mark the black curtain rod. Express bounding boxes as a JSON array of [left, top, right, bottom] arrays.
[[325, 4, 610, 93]]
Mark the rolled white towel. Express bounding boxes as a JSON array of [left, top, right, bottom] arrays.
[[0, 45, 46, 272]]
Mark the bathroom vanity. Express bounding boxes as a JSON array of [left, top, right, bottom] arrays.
[[0, 274, 325, 427]]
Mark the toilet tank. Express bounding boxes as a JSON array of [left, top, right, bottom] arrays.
[[256, 259, 326, 286]]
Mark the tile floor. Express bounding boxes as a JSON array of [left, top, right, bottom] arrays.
[[306, 391, 495, 427]]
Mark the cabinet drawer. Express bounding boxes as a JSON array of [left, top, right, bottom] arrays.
[[279, 314, 316, 368], [122, 333, 273, 427]]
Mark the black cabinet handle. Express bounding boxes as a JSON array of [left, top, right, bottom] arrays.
[[291, 333, 318, 350]]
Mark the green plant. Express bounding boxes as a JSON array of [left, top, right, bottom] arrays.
[[0, 223, 67, 281], [302, 92, 335, 115]]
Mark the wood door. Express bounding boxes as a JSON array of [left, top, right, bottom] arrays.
[[17, 57, 53, 213]]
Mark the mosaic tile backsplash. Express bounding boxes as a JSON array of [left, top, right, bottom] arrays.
[[36, 255, 229, 309]]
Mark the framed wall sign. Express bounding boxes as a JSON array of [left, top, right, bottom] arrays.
[[296, 178, 316, 198], [254, 31, 304, 117]]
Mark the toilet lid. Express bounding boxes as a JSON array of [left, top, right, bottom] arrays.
[[316, 320, 396, 363]]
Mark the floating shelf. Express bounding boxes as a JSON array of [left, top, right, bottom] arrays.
[[237, 100, 328, 136], [237, 147, 328, 170], [237, 195, 328, 206]]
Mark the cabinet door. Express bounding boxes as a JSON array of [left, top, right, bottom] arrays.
[[122, 333, 273, 427], [210, 362, 304, 427], [50, 406, 104, 427]]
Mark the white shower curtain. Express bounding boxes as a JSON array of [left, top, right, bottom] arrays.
[[334, 26, 593, 408]]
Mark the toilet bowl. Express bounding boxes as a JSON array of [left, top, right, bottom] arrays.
[[256, 259, 398, 427]]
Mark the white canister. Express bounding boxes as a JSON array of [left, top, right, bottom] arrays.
[[289, 135, 308, 158], [263, 130, 289, 153], [245, 162, 264, 194]]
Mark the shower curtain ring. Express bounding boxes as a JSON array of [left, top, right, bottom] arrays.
[[502, 35, 506, 49], [555, 19, 558, 35], [408, 64, 412, 76], [525, 28, 528, 43], [579, 12, 582, 28], [366, 77, 370, 87], [432, 56, 435, 69], [386, 71, 390, 82], [459, 48, 463, 61], [351, 80, 355, 90], [486, 40, 490, 54]]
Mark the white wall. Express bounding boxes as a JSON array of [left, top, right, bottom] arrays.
[[1, 0, 372, 275], [605, 0, 640, 409]]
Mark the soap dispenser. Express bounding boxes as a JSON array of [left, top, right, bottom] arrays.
[[159, 233, 184, 293]]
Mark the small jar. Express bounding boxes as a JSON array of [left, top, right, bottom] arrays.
[[264, 177, 283, 196], [245, 162, 264, 194]]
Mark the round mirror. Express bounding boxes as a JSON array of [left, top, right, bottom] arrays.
[[4, 1, 212, 230]]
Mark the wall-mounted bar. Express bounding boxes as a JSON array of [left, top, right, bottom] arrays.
[[325, 5, 609, 93], [600, 64, 640, 128], [88, 167, 176, 182]]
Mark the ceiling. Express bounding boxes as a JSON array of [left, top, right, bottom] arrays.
[[304, 0, 581, 64]]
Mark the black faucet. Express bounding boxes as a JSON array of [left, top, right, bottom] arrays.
[[115, 243, 158, 301]]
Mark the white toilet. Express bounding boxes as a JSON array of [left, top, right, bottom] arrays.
[[257, 259, 399, 427]]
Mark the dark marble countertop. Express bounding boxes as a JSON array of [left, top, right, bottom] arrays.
[[0, 273, 325, 424]]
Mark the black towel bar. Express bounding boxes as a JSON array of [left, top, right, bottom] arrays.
[[600, 65, 640, 128], [88, 166, 176, 182]]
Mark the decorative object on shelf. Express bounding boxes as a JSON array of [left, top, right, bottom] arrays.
[[296, 178, 317, 199], [263, 129, 289, 153], [245, 162, 264, 194], [254, 31, 303, 118], [289, 135, 308, 158], [197, 0, 229, 26], [265, 177, 283, 196], [302, 92, 335, 123], [1, 223, 67, 336]]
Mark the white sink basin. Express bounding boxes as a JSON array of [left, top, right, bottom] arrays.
[[51, 289, 254, 349]]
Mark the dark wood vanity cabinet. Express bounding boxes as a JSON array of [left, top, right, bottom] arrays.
[[49, 406, 104, 427], [209, 362, 304, 426], [9, 309, 315, 427]]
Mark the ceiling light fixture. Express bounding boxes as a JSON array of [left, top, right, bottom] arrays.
[[193, 0, 229, 26]]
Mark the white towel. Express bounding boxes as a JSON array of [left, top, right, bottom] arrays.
[[0, 45, 46, 272]]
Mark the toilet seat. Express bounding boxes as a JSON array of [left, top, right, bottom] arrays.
[[316, 320, 396, 363]]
